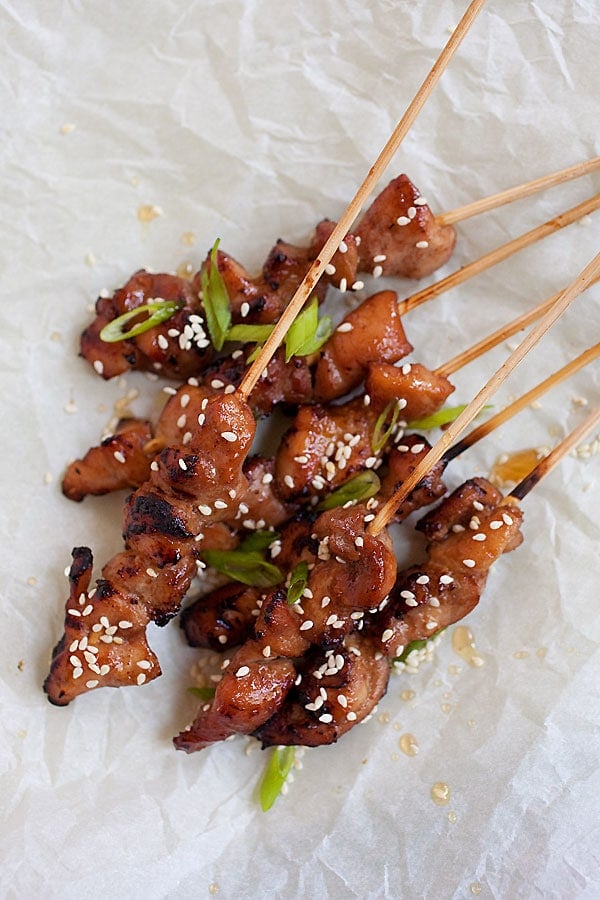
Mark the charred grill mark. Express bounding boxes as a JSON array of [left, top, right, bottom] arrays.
[[125, 493, 194, 539]]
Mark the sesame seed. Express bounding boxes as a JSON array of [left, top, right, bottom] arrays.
[[214, 499, 228, 510], [261, 473, 274, 485], [407, 206, 417, 219], [235, 666, 250, 677], [178, 458, 188, 471], [321, 596, 331, 608], [337, 322, 353, 333], [352, 280, 364, 291], [284, 475, 295, 489], [463, 559, 476, 568], [429, 597, 440, 607], [325, 263, 336, 275], [157, 334, 169, 350], [176, 414, 187, 428], [426, 621, 437, 630], [502, 513, 514, 525], [411, 444, 425, 454], [294, 455, 309, 464], [416, 575, 429, 585], [221, 431, 237, 442], [416, 240, 429, 249], [372, 265, 383, 278], [113, 450, 126, 464], [400, 590, 415, 600], [137, 660, 152, 670], [405, 597, 418, 607], [332, 620, 345, 629], [262, 646, 271, 658], [137, 674, 146, 685], [472, 533, 486, 541], [396, 216, 410, 226], [93, 360, 104, 375], [72, 667, 83, 679], [355, 536, 364, 548], [197, 413, 206, 426], [473, 500, 484, 511], [100, 665, 110, 676], [240, 301, 250, 318], [146, 567, 158, 578], [218, 635, 227, 645], [414, 197, 428, 206], [67, 608, 81, 617], [326, 614, 338, 626], [211, 379, 224, 390], [382, 629, 394, 642], [339, 277, 347, 292], [85, 680, 99, 689], [198, 504, 212, 516], [346, 711, 357, 721], [300, 620, 314, 631], [81, 604, 93, 616], [338, 240, 348, 253], [319, 714, 333, 724], [490, 520, 502, 530]]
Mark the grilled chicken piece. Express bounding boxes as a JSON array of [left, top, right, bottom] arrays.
[[416, 477, 503, 541], [174, 504, 396, 752], [45, 391, 256, 705], [182, 583, 263, 651], [356, 174, 456, 279], [365, 360, 455, 422], [62, 418, 153, 502], [81, 271, 212, 380], [255, 633, 389, 747], [313, 290, 412, 402], [372, 481, 524, 660], [378, 434, 447, 521]]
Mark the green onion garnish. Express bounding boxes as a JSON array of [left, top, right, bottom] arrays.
[[284, 297, 333, 361], [99, 299, 182, 343], [316, 470, 381, 511], [239, 530, 281, 553], [226, 323, 275, 344], [200, 239, 232, 351], [393, 629, 445, 663], [202, 548, 283, 587], [187, 686, 216, 701], [259, 746, 296, 811], [407, 404, 492, 430], [286, 561, 309, 605], [372, 400, 401, 453]]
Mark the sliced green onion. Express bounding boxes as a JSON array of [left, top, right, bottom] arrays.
[[286, 561, 309, 605], [372, 399, 401, 453], [259, 746, 296, 811], [226, 323, 275, 344], [408, 404, 492, 431], [200, 239, 232, 351], [187, 686, 216, 701], [317, 471, 381, 511], [202, 549, 283, 587], [99, 299, 181, 343], [284, 297, 333, 361], [239, 530, 281, 553], [393, 628, 445, 663]]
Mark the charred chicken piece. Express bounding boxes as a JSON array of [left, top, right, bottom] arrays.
[[373, 480, 523, 660], [174, 504, 397, 752], [62, 418, 154, 502], [356, 174, 456, 279], [365, 360, 455, 422], [44, 390, 256, 705], [81, 271, 212, 380], [378, 434, 447, 521]]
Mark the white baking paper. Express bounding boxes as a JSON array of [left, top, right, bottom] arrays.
[[1, 1, 599, 897]]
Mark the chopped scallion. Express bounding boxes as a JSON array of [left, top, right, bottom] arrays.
[[372, 400, 401, 453], [202, 548, 283, 587], [99, 299, 182, 343], [316, 471, 381, 510], [200, 239, 232, 351], [259, 746, 296, 811], [286, 561, 309, 605]]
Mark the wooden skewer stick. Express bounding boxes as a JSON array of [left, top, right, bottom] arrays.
[[368, 250, 600, 536], [436, 157, 600, 226], [435, 272, 600, 379], [398, 192, 600, 316], [237, 0, 485, 401], [507, 406, 600, 502], [444, 343, 600, 463]]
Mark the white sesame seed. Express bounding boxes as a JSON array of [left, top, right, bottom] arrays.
[[382, 629, 394, 642], [211, 379, 225, 389], [319, 713, 333, 723], [93, 360, 104, 375], [300, 620, 314, 631], [352, 280, 364, 291], [176, 414, 187, 428], [426, 621, 437, 630], [325, 263, 336, 275], [407, 206, 417, 219], [339, 277, 347, 292], [119, 620, 133, 629], [262, 646, 271, 658], [405, 597, 418, 607], [85, 680, 99, 689], [414, 197, 428, 206], [294, 455, 309, 464], [411, 444, 425, 454], [338, 240, 348, 253], [284, 475, 295, 489], [197, 413, 206, 426], [150, 461, 159, 471], [235, 666, 250, 677], [67, 608, 81, 617], [214, 499, 228, 510], [221, 431, 237, 442], [325, 614, 338, 626], [490, 520, 503, 530], [178, 458, 188, 471], [472, 533, 486, 541], [157, 334, 169, 350], [113, 450, 126, 464], [463, 559, 476, 568], [336, 322, 353, 333], [502, 513, 514, 525], [473, 500, 484, 511], [198, 504, 212, 516], [240, 302, 250, 318], [321, 596, 331, 608], [355, 535, 364, 548], [217, 635, 227, 645], [137, 673, 146, 685], [81, 604, 93, 616], [146, 567, 158, 578], [396, 216, 410, 226], [416, 575, 430, 585], [429, 597, 440, 607], [346, 711, 357, 721], [416, 240, 429, 249]]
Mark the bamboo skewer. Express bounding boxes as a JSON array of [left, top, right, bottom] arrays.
[[508, 406, 600, 502], [444, 343, 600, 462], [368, 250, 600, 535], [237, 0, 485, 401], [397, 192, 600, 316], [436, 157, 600, 226]]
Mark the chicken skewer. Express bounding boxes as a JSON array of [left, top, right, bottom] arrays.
[[45, 0, 484, 706], [181, 342, 598, 655]]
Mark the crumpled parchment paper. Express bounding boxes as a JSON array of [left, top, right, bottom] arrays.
[[1, 1, 599, 897]]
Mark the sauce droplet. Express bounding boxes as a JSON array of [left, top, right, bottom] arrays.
[[137, 204, 163, 223], [513, 650, 530, 659], [470, 883, 482, 895], [536, 647, 547, 659], [182, 231, 197, 246], [452, 626, 485, 667], [176, 261, 194, 281], [399, 733, 419, 756], [447, 810, 457, 824], [208, 883, 220, 895], [490, 448, 542, 485], [400, 689, 416, 702], [431, 781, 451, 806]]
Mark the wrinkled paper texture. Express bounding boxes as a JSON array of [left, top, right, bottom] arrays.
[[1, 1, 599, 897]]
